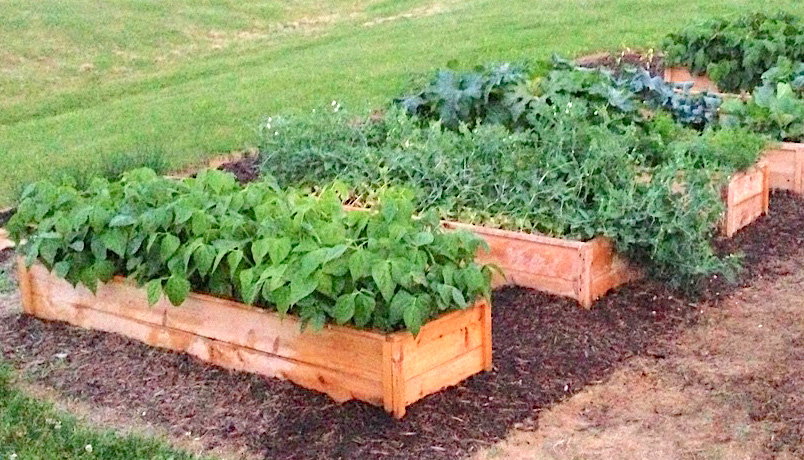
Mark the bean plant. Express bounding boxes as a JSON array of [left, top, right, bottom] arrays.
[[8, 169, 492, 334]]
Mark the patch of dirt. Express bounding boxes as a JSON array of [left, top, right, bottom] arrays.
[[362, 3, 454, 27], [575, 50, 664, 77], [218, 153, 261, 184], [475, 194, 804, 459], [0, 193, 803, 459]]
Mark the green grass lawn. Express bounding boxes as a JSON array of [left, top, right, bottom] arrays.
[[1, 0, 803, 205], [0, 364, 210, 459]]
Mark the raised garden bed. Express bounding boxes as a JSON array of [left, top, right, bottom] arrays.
[[442, 222, 640, 308], [762, 142, 804, 194], [664, 66, 720, 93], [17, 260, 493, 419], [723, 161, 770, 237]]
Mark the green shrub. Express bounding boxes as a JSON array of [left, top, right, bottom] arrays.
[[8, 169, 492, 334], [663, 12, 804, 93]]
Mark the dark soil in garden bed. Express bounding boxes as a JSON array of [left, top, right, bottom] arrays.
[[575, 51, 664, 77], [1, 193, 803, 460], [218, 154, 261, 184]]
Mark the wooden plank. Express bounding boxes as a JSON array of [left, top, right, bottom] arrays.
[[723, 163, 769, 237], [763, 142, 804, 193], [664, 67, 720, 93], [164, 293, 384, 380], [481, 300, 493, 372], [16, 259, 34, 315], [400, 321, 484, 379], [32, 291, 385, 405], [403, 346, 486, 406], [28, 264, 168, 326], [24, 264, 491, 418]]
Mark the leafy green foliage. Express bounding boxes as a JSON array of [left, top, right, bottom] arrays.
[[720, 57, 804, 141], [396, 57, 722, 132], [663, 12, 804, 93], [396, 63, 536, 131], [8, 169, 492, 334], [260, 107, 764, 288]]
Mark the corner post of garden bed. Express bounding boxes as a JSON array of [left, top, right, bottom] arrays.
[[382, 336, 406, 419], [577, 243, 595, 309], [480, 298, 493, 372], [16, 257, 35, 315]]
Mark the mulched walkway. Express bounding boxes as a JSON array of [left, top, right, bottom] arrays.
[[1, 193, 803, 460]]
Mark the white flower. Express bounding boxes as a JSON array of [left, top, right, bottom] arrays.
[[567, 101, 573, 108], [331, 100, 337, 106], [267, 117, 272, 122], [312, 109, 316, 113], [10, 454, 18, 460], [265, 122, 271, 129], [274, 131, 279, 136], [85, 444, 93, 453]]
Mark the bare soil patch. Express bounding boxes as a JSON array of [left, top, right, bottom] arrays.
[[0, 193, 803, 459]]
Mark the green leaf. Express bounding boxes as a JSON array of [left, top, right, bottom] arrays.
[[192, 244, 216, 277], [371, 260, 396, 302], [90, 236, 106, 260], [227, 249, 244, 277], [165, 275, 191, 306], [109, 215, 137, 227], [333, 293, 357, 324], [101, 229, 128, 258], [53, 261, 71, 279], [145, 279, 162, 306], [267, 237, 292, 264], [349, 250, 370, 281], [403, 300, 423, 335], [289, 276, 319, 306], [389, 290, 414, 325], [354, 294, 376, 327], [69, 240, 85, 252], [411, 231, 434, 246], [159, 234, 181, 262], [252, 239, 271, 266]]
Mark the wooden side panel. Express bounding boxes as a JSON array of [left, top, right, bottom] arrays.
[[763, 143, 804, 193], [664, 67, 720, 93], [26, 264, 168, 325], [403, 346, 486, 406], [23, 264, 491, 418], [587, 238, 643, 307], [16, 258, 35, 315], [723, 163, 770, 237], [31, 290, 384, 405], [164, 294, 384, 380]]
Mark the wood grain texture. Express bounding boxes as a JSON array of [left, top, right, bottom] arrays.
[[763, 142, 804, 194], [723, 162, 770, 237], [444, 222, 638, 307], [20, 263, 492, 418], [663, 67, 721, 93]]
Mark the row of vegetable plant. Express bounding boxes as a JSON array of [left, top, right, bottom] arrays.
[[261, 97, 764, 289], [7, 168, 492, 334], [663, 12, 804, 93]]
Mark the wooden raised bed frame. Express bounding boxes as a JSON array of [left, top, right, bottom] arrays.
[[664, 66, 720, 93], [442, 222, 640, 308], [17, 261, 492, 419], [762, 142, 804, 194], [723, 161, 770, 237]]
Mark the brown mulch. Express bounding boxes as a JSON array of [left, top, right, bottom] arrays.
[[218, 154, 261, 184], [1, 193, 804, 460]]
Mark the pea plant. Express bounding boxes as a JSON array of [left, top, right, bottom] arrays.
[[8, 169, 493, 334], [261, 107, 763, 289]]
